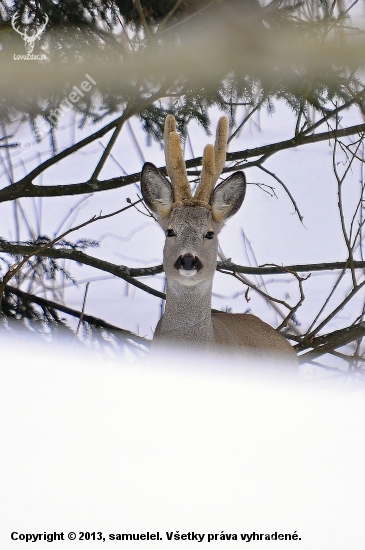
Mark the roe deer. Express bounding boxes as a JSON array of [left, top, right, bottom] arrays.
[[141, 115, 296, 360]]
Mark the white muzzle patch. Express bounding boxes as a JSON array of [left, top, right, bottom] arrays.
[[179, 268, 198, 277]]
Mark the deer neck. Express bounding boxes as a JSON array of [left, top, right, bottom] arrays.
[[160, 279, 214, 344]]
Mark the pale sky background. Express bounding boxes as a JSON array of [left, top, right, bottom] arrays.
[[1, 98, 363, 368]]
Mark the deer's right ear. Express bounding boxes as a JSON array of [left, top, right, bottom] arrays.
[[211, 171, 246, 222], [141, 163, 174, 219]]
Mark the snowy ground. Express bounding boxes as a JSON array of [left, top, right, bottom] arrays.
[[1, 339, 365, 549]]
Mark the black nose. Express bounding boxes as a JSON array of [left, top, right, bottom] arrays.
[[174, 254, 202, 271]]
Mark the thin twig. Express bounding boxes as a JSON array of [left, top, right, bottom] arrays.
[[260, 264, 308, 332], [5, 283, 147, 344], [257, 164, 304, 223], [91, 123, 125, 181], [0, 199, 145, 311], [217, 249, 302, 335], [76, 282, 90, 335], [332, 124, 363, 287], [305, 279, 365, 340]]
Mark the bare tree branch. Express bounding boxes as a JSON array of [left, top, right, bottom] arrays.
[[5, 284, 148, 345], [2, 122, 365, 204], [297, 321, 365, 362], [2, 240, 365, 278], [216, 259, 365, 274]]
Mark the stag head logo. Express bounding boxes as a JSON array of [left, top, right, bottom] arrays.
[[11, 11, 48, 54]]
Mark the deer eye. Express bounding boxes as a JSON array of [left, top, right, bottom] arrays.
[[166, 228, 176, 237], [204, 231, 215, 240]]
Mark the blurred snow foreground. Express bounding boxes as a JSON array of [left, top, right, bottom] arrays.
[[1, 337, 365, 549]]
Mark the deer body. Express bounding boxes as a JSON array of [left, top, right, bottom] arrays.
[[141, 116, 296, 360], [155, 284, 294, 357]]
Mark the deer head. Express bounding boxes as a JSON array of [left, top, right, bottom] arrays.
[[11, 11, 48, 54], [141, 116, 246, 288]]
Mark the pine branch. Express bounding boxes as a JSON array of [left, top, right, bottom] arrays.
[[0, 241, 165, 299], [5, 284, 148, 345], [0, 198, 151, 310]]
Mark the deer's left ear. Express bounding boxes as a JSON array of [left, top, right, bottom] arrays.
[[141, 162, 174, 220], [211, 171, 246, 222]]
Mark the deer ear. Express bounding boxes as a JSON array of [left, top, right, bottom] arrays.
[[141, 163, 174, 219], [211, 171, 246, 222]]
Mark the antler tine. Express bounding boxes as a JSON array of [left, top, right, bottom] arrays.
[[164, 115, 191, 202], [11, 12, 24, 36], [194, 116, 228, 203], [39, 14, 48, 31], [164, 114, 176, 179], [194, 144, 215, 203], [212, 116, 228, 187]]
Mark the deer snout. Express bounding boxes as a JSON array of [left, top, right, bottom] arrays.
[[174, 254, 203, 276]]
